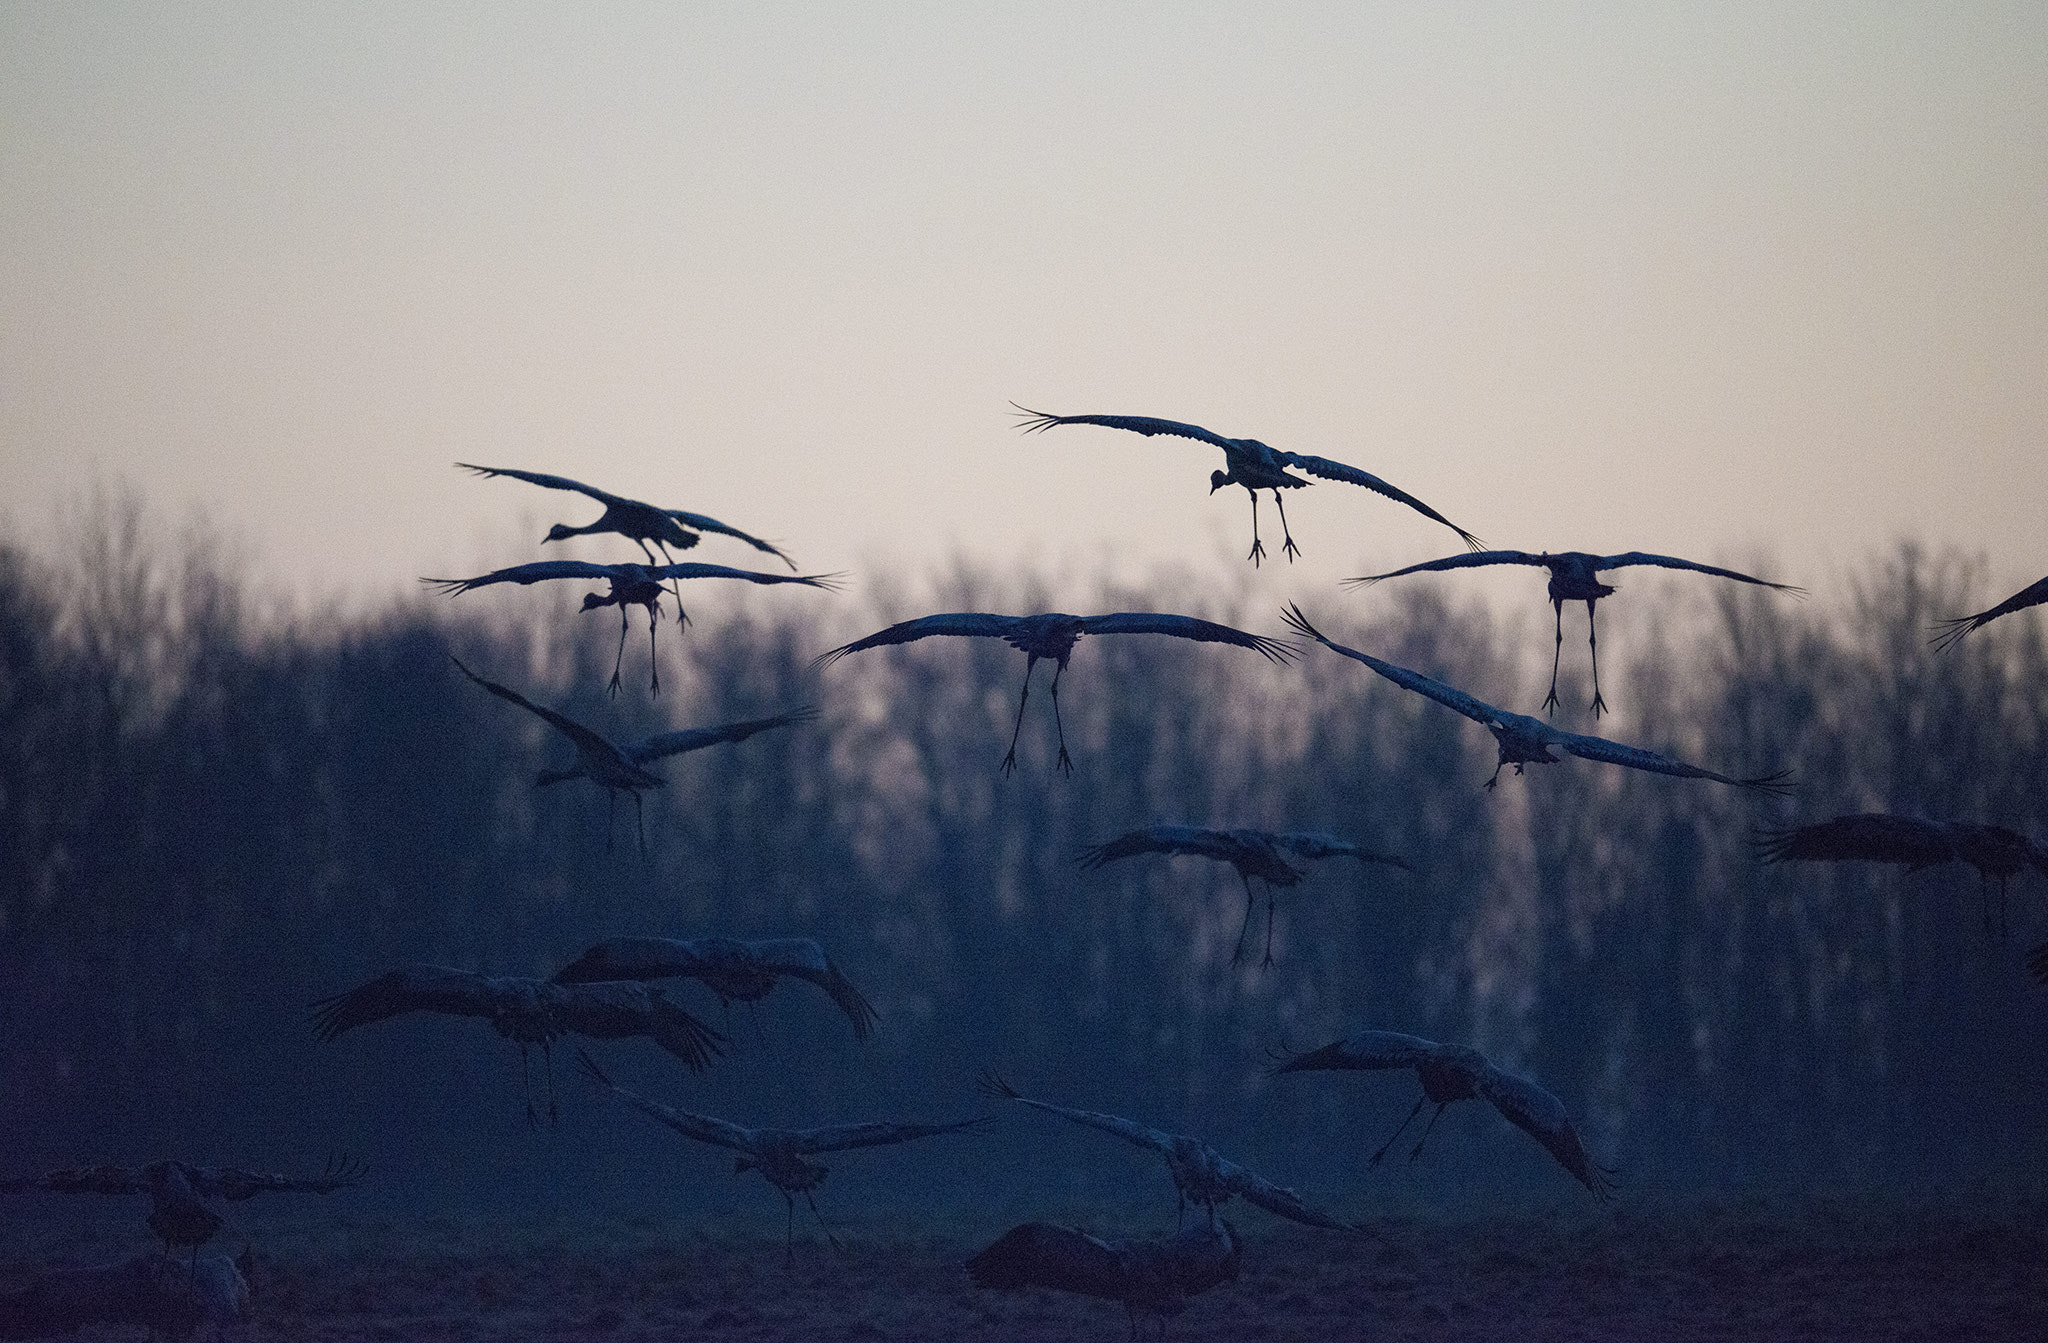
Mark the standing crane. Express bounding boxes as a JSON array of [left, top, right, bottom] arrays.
[[1079, 825, 1412, 967], [310, 965, 723, 1124], [1013, 405, 1482, 564], [456, 463, 796, 570], [1931, 574, 2048, 652], [1347, 549, 1803, 716], [450, 659, 815, 856], [1282, 605, 1791, 795], [424, 560, 839, 695], [814, 612, 1296, 776], [978, 1072, 1358, 1234], [577, 1050, 989, 1267], [1268, 1031, 1614, 1200], [552, 935, 879, 1040], [967, 1219, 1241, 1342], [1758, 813, 2048, 936]]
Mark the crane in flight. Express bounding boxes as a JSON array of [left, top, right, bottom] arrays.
[[1282, 605, 1791, 795], [979, 1072, 1359, 1235], [552, 935, 879, 1040], [310, 965, 722, 1124], [457, 463, 796, 570], [577, 1050, 989, 1266], [450, 658, 815, 856], [1079, 825, 1412, 968], [1931, 574, 2048, 652], [1347, 549, 1802, 716], [1013, 405, 1483, 565], [1269, 1031, 1614, 1200], [425, 560, 840, 695], [967, 1219, 1241, 1342], [1758, 813, 2048, 936], [814, 611, 1296, 776]]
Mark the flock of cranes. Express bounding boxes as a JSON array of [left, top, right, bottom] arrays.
[[7, 416, 2043, 1341]]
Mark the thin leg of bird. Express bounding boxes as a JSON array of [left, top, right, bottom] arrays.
[[1262, 888, 1278, 968], [646, 605, 661, 695], [1245, 489, 1266, 566], [1232, 874, 1257, 966], [1000, 656, 1037, 776], [609, 606, 630, 697], [634, 790, 648, 860], [1408, 1102, 1449, 1162], [1272, 489, 1302, 562], [521, 1043, 538, 1127], [1586, 599, 1608, 717], [1484, 758, 1507, 790], [1048, 660, 1073, 776], [653, 540, 687, 617], [804, 1191, 843, 1255], [1543, 599, 1565, 715], [1369, 1095, 1427, 1168]]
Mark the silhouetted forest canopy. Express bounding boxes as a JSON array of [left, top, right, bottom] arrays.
[[2, 494, 2044, 1222]]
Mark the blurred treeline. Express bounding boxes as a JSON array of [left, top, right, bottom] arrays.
[[2, 493, 2044, 1220]]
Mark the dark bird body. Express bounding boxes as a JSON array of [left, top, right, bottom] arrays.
[[1283, 605, 1790, 795], [980, 1073, 1356, 1234], [1759, 813, 2048, 935], [577, 1051, 988, 1266], [1270, 1031, 1613, 1199], [458, 463, 796, 568], [1349, 549, 1802, 715], [311, 965, 721, 1123], [815, 611, 1295, 775], [1014, 406, 1482, 564], [967, 1219, 1241, 1341], [1080, 825, 1412, 966], [425, 559, 838, 693], [552, 935, 879, 1039], [1, 1159, 362, 1262], [1931, 574, 2048, 652]]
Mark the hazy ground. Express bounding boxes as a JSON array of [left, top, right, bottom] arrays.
[[5, 1200, 2042, 1341]]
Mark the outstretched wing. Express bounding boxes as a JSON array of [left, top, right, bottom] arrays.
[[1212, 1156, 1358, 1232], [308, 965, 500, 1041], [1476, 1064, 1615, 1201], [1554, 727, 1792, 795], [745, 937, 882, 1040], [1282, 604, 1505, 728], [1756, 814, 1958, 870], [1931, 574, 2048, 652], [664, 510, 797, 570], [1344, 551, 1549, 588], [1270, 832, 1414, 872], [1594, 553, 1804, 595], [552, 982, 723, 1072], [456, 463, 624, 506], [421, 560, 630, 596], [793, 1115, 992, 1155], [1012, 405, 1242, 453], [978, 1071, 1177, 1157], [1265, 1030, 1441, 1076], [450, 657, 619, 759], [1273, 452, 1484, 550], [1079, 825, 1245, 870], [575, 1049, 753, 1151], [1080, 612, 1298, 664], [811, 613, 1021, 670], [967, 1222, 1128, 1300], [550, 936, 717, 984], [629, 706, 820, 765], [0, 1165, 153, 1197], [187, 1157, 366, 1203], [642, 562, 841, 590]]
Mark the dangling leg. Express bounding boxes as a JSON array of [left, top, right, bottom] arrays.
[[804, 1191, 842, 1254], [1048, 660, 1072, 776], [1273, 490, 1301, 561], [634, 790, 648, 860], [654, 540, 687, 616], [521, 1043, 538, 1127], [1542, 599, 1565, 714], [1231, 873, 1257, 966], [1369, 1095, 1427, 1167], [1262, 888, 1278, 968], [1484, 755, 1507, 790], [609, 606, 630, 697], [1245, 489, 1266, 566], [1586, 599, 1608, 717], [1000, 657, 1037, 776], [646, 603, 661, 695], [1408, 1102, 1450, 1161]]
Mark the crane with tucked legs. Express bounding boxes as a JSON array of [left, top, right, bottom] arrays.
[[457, 463, 796, 569], [552, 935, 879, 1040]]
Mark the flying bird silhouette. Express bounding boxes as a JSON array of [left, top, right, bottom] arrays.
[[457, 463, 797, 569], [577, 1050, 989, 1266], [311, 965, 722, 1124], [450, 658, 814, 855], [1931, 574, 2048, 652], [1269, 1031, 1614, 1200], [1014, 405, 1482, 565], [424, 560, 840, 694], [967, 1219, 1241, 1342], [552, 935, 878, 1040], [1282, 605, 1791, 795], [814, 612, 1296, 776], [1080, 825, 1413, 967], [1, 1159, 363, 1265], [1758, 813, 2048, 936], [1347, 550, 1803, 716], [979, 1072, 1358, 1234]]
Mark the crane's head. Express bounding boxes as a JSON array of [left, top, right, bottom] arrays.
[[543, 523, 580, 544], [1209, 468, 1232, 494], [579, 591, 620, 612]]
